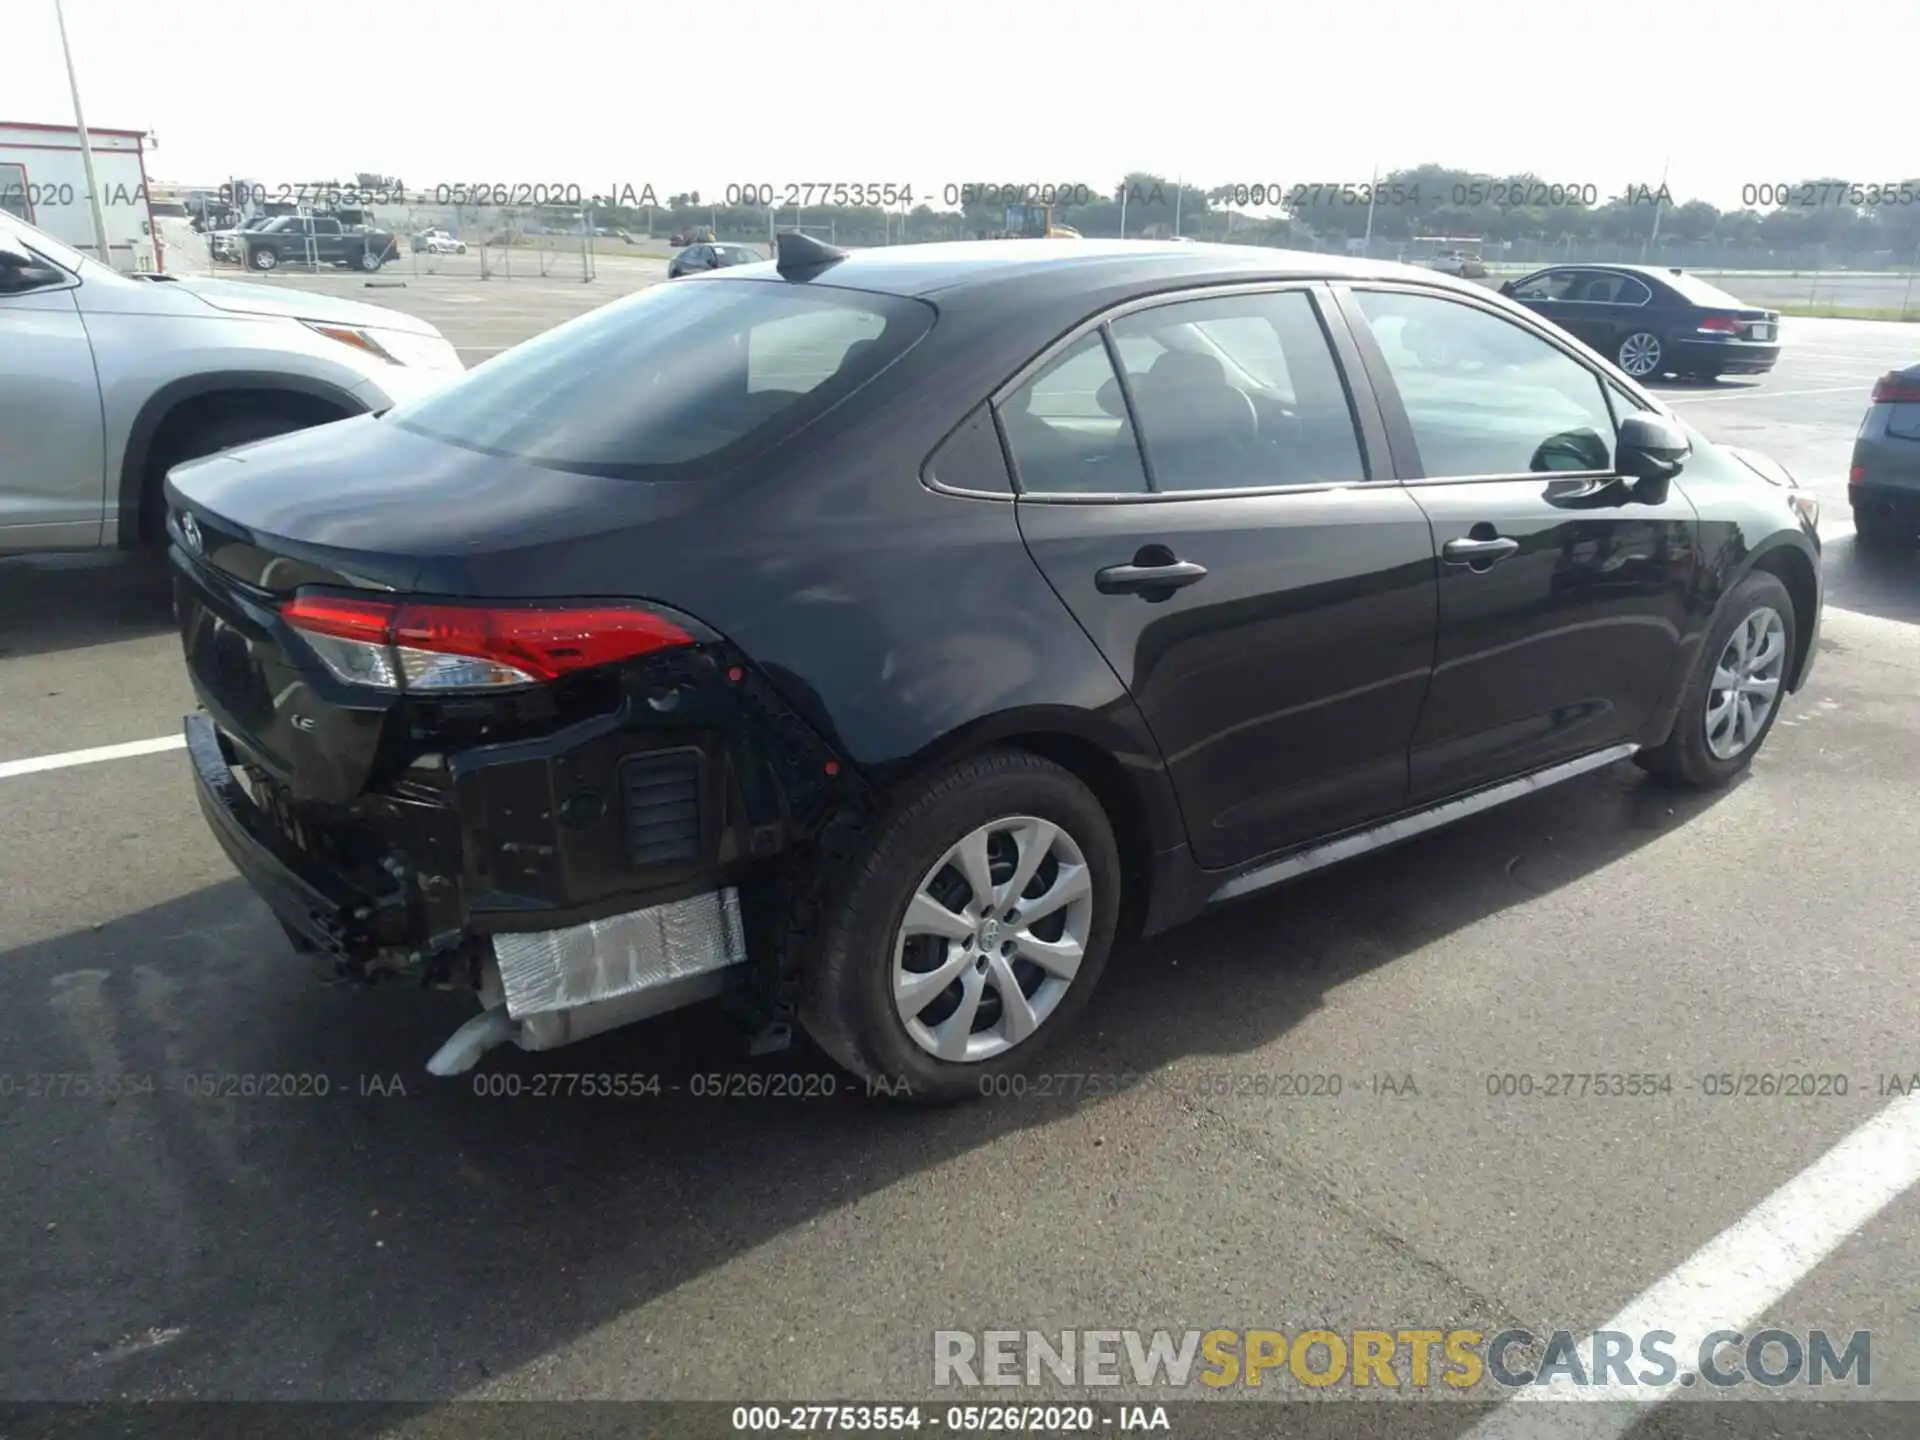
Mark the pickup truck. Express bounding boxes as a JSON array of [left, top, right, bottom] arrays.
[[236, 215, 400, 272]]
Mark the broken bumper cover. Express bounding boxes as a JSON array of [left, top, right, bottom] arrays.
[[186, 713, 381, 956], [191, 711, 754, 1055]]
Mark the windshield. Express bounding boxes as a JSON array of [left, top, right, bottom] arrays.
[[0, 213, 92, 274], [388, 277, 935, 480]]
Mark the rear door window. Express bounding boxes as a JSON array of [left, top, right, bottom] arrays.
[[1108, 290, 1367, 490], [999, 332, 1149, 495], [388, 279, 933, 479], [1511, 271, 1579, 301]]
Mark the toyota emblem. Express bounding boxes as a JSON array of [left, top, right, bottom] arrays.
[[179, 511, 203, 554]]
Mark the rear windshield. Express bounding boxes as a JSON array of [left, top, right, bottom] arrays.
[[1657, 270, 1751, 308], [388, 278, 934, 480]]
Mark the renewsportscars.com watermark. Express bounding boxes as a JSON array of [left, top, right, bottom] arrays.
[[933, 1328, 1871, 1392]]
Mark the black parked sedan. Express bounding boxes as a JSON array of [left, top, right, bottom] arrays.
[[165, 235, 1822, 1101], [1499, 264, 1782, 381]]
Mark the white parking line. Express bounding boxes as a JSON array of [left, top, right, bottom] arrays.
[[0, 735, 186, 781], [1464, 1089, 1920, 1437], [1665, 385, 1866, 404]]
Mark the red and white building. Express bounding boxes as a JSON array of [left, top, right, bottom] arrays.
[[0, 120, 161, 272]]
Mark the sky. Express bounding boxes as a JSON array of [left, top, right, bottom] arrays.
[[8, 0, 1907, 212]]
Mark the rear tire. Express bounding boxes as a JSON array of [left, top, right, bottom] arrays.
[[1635, 571, 1795, 788], [801, 750, 1122, 1104], [1616, 330, 1665, 379], [1853, 504, 1914, 551]]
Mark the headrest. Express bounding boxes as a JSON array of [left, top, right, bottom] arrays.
[[1142, 350, 1230, 389]]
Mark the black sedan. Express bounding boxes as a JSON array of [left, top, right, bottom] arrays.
[[667, 241, 763, 278], [164, 236, 1822, 1102], [1499, 264, 1782, 381]]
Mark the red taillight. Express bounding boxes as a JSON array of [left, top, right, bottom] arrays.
[[391, 604, 694, 682], [1851, 464, 1866, 483], [1696, 315, 1743, 334], [280, 595, 695, 692], [280, 595, 395, 643], [1872, 373, 1920, 405]]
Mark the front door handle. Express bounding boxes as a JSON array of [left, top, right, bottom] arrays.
[[1442, 536, 1520, 566], [1095, 559, 1209, 596]]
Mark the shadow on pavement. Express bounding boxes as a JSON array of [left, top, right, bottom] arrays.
[[1821, 538, 1920, 627], [0, 759, 1730, 1408], [0, 551, 176, 661]]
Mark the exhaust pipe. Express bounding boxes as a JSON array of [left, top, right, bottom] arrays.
[[423, 888, 747, 1076], [424, 969, 736, 1076]]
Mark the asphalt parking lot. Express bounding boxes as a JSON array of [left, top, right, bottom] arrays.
[[3, 267, 1920, 1433]]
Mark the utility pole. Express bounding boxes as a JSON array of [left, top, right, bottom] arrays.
[[1174, 175, 1183, 237], [1362, 163, 1378, 258], [1644, 155, 1671, 261], [53, 0, 112, 266]]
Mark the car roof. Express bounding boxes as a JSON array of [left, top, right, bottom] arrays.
[[1527, 261, 1756, 305], [1528, 261, 1714, 290], [713, 238, 1486, 300]]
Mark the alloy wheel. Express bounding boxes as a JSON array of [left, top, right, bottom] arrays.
[[1704, 606, 1786, 760], [891, 815, 1093, 1063], [1619, 332, 1662, 377]]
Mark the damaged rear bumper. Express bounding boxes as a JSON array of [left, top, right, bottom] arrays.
[[187, 713, 375, 957], [189, 711, 761, 1070], [183, 628, 869, 1067]]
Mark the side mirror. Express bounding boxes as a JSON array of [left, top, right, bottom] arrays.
[[1617, 412, 1690, 500], [1498, 280, 1517, 296], [0, 241, 59, 293]]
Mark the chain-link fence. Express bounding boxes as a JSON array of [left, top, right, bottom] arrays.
[[160, 197, 624, 283]]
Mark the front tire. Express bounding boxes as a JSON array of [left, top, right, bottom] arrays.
[[801, 750, 1122, 1103], [1635, 571, 1795, 787], [143, 408, 313, 542], [250, 246, 278, 271], [1617, 330, 1664, 379]]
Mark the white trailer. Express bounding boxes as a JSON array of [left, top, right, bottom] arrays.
[[0, 120, 161, 273]]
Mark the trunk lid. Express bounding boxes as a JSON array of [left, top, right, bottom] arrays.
[[165, 414, 712, 594], [165, 416, 716, 802]]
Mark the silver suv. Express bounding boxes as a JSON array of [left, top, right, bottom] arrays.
[[0, 212, 464, 554]]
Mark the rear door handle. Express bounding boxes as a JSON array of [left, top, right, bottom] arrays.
[[1095, 559, 1209, 596], [1441, 536, 1520, 566]]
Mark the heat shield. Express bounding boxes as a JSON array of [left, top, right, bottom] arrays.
[[492, 888, 747, 1018]]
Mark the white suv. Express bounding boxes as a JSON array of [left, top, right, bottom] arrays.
[[0, 212, 464, 554]]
